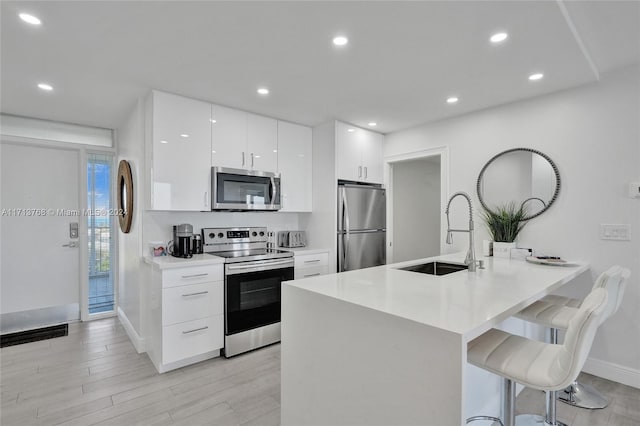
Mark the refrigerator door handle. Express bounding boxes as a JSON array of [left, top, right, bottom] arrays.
[[341, 187, 350, 271]]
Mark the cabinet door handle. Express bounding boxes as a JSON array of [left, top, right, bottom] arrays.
[[251, 153, 254, 168], [364, 167, 368, 179], [304, 273, 321, 278], [242, 152, 245, 167], [182, 326, 209, 334], [181, 273, 208, 279], [358, 166, 362, 178], [304, 259, 321, 264], [181, 291, 209, 297]]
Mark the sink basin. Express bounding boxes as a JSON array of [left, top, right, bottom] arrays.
[[399, 261, 468, 276]]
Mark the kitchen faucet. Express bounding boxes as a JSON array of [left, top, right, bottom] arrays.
[[445, 191, 479, 272]]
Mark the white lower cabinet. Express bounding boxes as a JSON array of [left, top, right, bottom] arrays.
[[162, 315, 224, 365], [294, 251, 329, 279], [147, 263, 224, 373]]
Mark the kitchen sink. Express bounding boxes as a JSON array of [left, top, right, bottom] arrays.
[[399, 261, 468, 276]]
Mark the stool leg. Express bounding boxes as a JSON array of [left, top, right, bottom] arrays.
[[502, 378, 516, 426]]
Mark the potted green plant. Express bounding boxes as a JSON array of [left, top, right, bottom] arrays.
[[482, 202, 528, 258]]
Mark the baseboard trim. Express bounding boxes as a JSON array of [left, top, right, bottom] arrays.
[[583, 357, 640, 389], [117, 307, 145, 353]]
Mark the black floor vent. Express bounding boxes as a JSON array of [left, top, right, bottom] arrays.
[[1, 324, 69, 348]]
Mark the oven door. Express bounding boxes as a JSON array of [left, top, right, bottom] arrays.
[[224, 258, 294, 336], [212, 167, 281, 211]]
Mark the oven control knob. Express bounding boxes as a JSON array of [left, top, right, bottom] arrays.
[[218, 233, 224, 238], [259, 231, 265, 237], [252, 231, 258, 237], [209, 233, 215, 239]]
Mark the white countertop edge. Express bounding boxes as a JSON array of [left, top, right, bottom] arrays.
[[284, 247, 330, 256], [143, 254, 225, 269]]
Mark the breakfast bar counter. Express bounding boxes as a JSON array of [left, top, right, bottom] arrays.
[[281, 253, 588, 426]]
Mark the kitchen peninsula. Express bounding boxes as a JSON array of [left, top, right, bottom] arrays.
[[281, 253, 589, 426]]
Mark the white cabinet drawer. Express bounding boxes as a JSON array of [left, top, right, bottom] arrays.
[[294, 265, 329, 280], [162, 315, 223, 364], [294, 252, 329, 269], [162, 281, 223, 326], [162, 264, 223, 288]]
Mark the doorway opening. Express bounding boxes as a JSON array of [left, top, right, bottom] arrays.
[[390, 156, 442, 263], [87, 153, 115, 314]]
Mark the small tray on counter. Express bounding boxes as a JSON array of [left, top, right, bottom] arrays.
[[526, 256, 579, 267]]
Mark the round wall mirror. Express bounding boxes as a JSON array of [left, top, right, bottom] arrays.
[[476, 148, 560, 220], [117, 160, 133, 233]]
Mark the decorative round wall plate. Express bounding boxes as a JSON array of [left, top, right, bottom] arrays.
[[117, 160, 133, 233]]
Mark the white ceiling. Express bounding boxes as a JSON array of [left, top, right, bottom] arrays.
[[1, 1, 639, 134]]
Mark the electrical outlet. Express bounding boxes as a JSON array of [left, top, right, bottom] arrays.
[[600, 224, 631, 241]]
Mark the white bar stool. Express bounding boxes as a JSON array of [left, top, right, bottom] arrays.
[[467, 288, 609, 426], [515, 266, 630, 409]]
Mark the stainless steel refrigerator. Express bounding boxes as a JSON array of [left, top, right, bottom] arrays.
[[337, 182, 386, 272]]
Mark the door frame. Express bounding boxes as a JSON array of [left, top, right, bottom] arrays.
[[1, 134, 117, 322], [384, 146, 449, 264]]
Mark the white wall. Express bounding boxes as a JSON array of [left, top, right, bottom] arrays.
[[143, 211, 302, 246], [392, 158, 441, 262], [117, 99, 146, 344], [384, 64, 640, 386]]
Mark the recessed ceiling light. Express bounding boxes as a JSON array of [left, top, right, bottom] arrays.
[[272, 149, 277, 153], [333, 36, 348, 46], [529, 73, 544, 81], [37, 83, 53, 91], [347, 128, 355, 132], [212, 150, 216, 153], [368, 122, 377, 127], [210, 119, 217, 123], [446, 97, 459, 104], [160, 140, 168, 144], [180, 134, 189, 138], [257, 88, 269, 95], [19, 13, 41, 25], [490, 32, 508, 43]]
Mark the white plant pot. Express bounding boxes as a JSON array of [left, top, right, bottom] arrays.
[[493, 242, 517, 258]]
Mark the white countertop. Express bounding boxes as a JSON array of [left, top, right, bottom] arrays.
[[143, 253, 225, 269], [281, 247, 330, 256], [284, 252, 589, 340]]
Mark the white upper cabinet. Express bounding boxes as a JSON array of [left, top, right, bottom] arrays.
[[361, 131, 383, 183], [336, 121, 383, 184], [211, 105, 247, 170], [211, 107, 278, 173], [148, 91, 212, 211], [277, 121, 312, 212], [247, 113, 278, 173]]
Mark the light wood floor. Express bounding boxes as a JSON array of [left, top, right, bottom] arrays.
[[1, 317, 638, 426]]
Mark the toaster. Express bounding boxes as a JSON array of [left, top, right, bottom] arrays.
[[278, 231, 307, 248]]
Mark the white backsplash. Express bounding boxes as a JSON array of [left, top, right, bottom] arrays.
[[143, 211, 305, 247]]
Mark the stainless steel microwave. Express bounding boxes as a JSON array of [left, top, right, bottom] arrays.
[[211, 167, 281, 211]]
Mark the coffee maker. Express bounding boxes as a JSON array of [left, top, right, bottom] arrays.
[[171, 224, 193, 258]]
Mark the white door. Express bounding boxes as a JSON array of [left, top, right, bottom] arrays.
[[151, 91, 212, 210], [362, 131, 384, 184], [0, 143, 81, 332], [277, 121, 312, 212], [336, 122, 363, 182], [211, 104, 247, 169], [247, 113, 278, 173]]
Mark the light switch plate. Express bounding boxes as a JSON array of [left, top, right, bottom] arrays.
[[629, 182, 640, 198], [600, 224, 631, 241]]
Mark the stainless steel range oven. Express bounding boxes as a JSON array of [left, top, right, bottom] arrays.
[[202, 227, 293, 357]]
